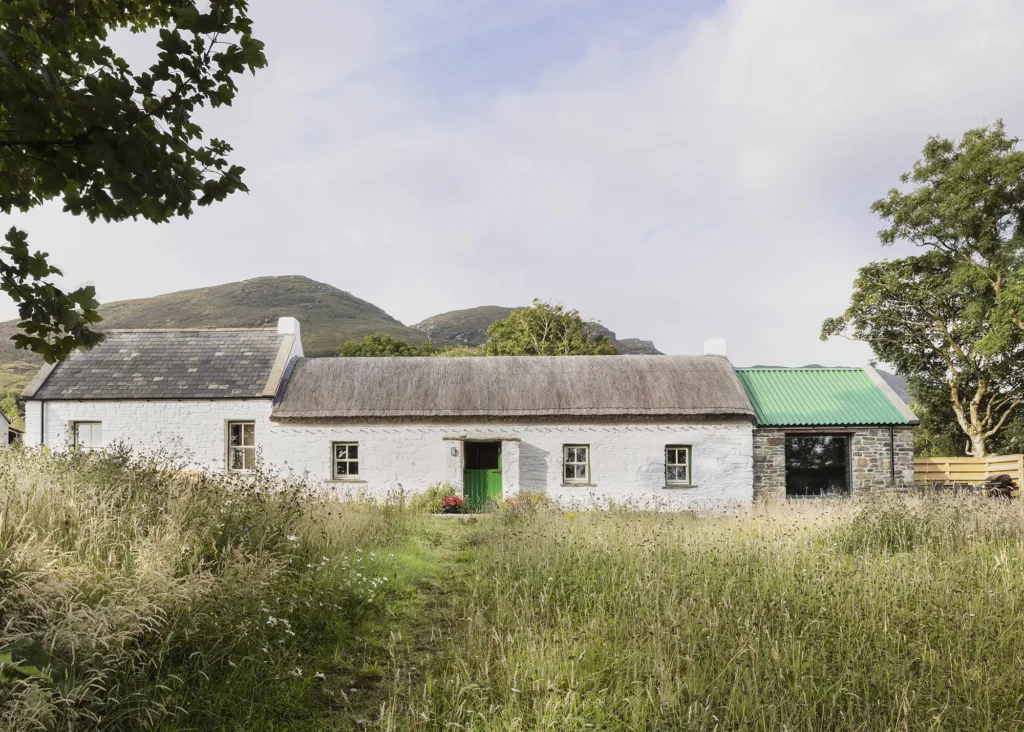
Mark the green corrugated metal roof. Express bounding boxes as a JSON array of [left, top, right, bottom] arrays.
[[735, 368, 911, 427]]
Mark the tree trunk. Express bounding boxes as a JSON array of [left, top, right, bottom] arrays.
[[968, 431, 988, 457]]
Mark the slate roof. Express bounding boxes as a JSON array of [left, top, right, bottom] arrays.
[[24, 329, 294, 400], [272, 355, 756, 421], [734, 367, 918, 427]]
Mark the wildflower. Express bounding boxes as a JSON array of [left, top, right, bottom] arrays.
[[286, 535, 299, 542], [314, 672, 326, 680], [291, 668, 303, 677]]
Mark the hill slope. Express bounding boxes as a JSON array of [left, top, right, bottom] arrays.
[[0, 276, 430, 393], [412, 306, 661, 355]]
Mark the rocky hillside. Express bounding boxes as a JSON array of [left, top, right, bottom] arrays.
[[0, 276, 431, 393], [412, 306, 661, 355]]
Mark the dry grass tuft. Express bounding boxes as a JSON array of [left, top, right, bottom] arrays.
[[0, 448, 410, 731]]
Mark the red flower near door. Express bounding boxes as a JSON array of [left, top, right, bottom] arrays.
[[442, 495, 465, 513]]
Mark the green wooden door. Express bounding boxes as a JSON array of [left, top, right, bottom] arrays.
[[463, 442, 502, 511], [463, 469, 502, 511]]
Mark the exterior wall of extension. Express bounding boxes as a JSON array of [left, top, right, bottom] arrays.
[[752, 426, 916, 500], [24, 401, 755, 511]]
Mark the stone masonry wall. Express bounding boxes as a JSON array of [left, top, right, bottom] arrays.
[[753, 426, 915, 500], [752, 429, 787, 500], [852, 427, 915, 491]]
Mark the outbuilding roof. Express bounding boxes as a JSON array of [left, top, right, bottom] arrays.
[[735, 367, 918, 427], [23, 328, 296, 400], [272, 355, 756, 421]]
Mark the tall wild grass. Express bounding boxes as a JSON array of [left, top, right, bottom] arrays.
[[0, 447, 410, 731], [7, 447, 1024, 730], [387, 494, 1024, 730]]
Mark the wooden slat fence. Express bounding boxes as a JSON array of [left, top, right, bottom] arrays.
[[914, 454, 1024, 486]]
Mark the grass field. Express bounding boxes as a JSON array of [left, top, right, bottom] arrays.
[[3, 450, 1024, 730]]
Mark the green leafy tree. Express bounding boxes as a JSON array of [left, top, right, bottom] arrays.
[[1, 1, 266, 361], [872, 122, 1024, 354], [0, 388, 23, 430], [483, 300, 618, 356], [823, 253, 1023, 457], [338, 334, 438, 357]]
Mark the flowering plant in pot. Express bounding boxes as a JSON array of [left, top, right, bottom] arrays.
[[441, 495, 464, 514]]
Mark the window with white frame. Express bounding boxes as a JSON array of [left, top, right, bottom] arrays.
[[227, 421, 256, 471], [332, 442, 360, 479], [73, 422, 102, 451], [563, 444, 590, 484], [665, 445, 691, 486]]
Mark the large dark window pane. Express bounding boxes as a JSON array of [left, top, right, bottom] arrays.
[[785, 435, 849, 497]]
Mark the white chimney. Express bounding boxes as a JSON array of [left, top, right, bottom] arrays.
[[703, 338, 727, 357], [277, 317, 304, 357], [277, 317, 300, 336]]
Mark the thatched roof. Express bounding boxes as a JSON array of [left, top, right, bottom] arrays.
[[272, 355, 755, 421]]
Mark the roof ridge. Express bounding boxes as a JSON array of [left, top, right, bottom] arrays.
[[103, 327, 278, 333], [735, 366, 864, 371]]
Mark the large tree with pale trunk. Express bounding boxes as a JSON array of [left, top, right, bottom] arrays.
[[823, 252, 1023, 457], [825, 122, 1024, 456]]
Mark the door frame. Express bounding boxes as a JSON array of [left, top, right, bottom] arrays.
[[461, 439, 503, 509]]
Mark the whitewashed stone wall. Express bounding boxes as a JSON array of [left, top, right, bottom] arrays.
[[264, 420, 754, 511], [24, 399, 274, 472], [24, 402, 754, 511]]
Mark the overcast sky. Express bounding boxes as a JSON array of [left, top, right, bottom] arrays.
[[5, 0, 1024, 365]]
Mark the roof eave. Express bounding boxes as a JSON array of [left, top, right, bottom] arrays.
[[755, 422, 914, 428], [271, 408, 757, 422]]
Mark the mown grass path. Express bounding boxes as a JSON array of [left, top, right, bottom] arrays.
[[333, 519, 484, 730]]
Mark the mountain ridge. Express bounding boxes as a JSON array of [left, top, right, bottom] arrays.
[[0, 276, 432, 393], [0, 277, 662, 394]]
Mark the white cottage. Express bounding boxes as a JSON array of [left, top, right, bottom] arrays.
[[22, 317, 758, 510]]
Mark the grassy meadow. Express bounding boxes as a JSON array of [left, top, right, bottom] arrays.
[[3, 450, 1024, 730]]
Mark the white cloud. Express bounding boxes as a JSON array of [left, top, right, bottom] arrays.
[[6, 0, 1024, 366]]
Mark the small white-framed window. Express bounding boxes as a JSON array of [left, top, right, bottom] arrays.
[[563, 444, 590, 484], [73, 422, 103, 451], [666, 445, 691, 486], [332, 442, 360, 479], [227, 421, 256, 472]]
